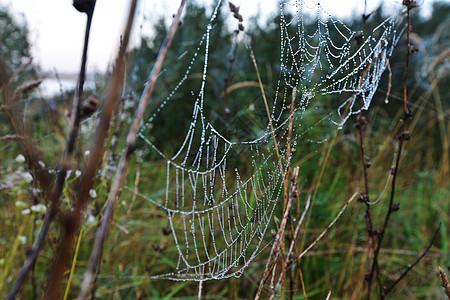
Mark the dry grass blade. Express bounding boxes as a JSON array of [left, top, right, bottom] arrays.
[[298, 192, 357, 259], [384, 222, 441, 295], [0, 134, 22, 141], [255, 167, 299, 299]]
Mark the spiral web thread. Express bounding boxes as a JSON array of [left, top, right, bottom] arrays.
[[104, 0, 403, 281]]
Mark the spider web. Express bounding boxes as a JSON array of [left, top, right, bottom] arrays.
[[103, 0, 403, 281]]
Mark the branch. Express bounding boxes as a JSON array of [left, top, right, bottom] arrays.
[[298, 193, 357, 259], [77, 1, 187, 298], [368, 2, 415, 298], [384, 222, 441, 295]]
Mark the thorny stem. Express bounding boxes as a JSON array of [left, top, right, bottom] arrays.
[[78, 1, 186, 298], [7, 4, 96, 299]]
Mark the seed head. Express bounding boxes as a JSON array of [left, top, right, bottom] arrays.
[[73, 0, 96, 14]]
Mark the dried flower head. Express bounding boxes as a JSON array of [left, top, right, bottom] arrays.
[[73, 0, 96, 14], [82, 94, 100, 118]]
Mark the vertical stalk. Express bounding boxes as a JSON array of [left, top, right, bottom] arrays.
[[77, 1, 186, 298], [7, 3, 96, 299]]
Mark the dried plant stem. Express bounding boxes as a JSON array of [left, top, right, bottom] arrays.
[[364, 3, 441, 298], [279, 88, 297, 298], [270, 192, 355, 297], [0, 134, 22, 140], [356, 108, 375, 297], [255, 167, 299, 299], [298, 193, 357, 259], [244, 34, 282, 172], [6, 5, 97, 298], [77, 1, 186, 298], [384, 222, 441, 294], [354, 9, 376, 294], [42, 1, 138, 299]]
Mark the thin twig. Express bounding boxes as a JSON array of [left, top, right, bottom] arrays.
[[271, 193, 311, 296], [355, 5, 376, 296], [0, 134, 22, 141], [298, 193, 357, 259], [384, 222, 441, 295], [367, 2, 415, 298], [244, 33, 283, 172], [279, 87, 297, 299], [78, 1, 186, 298]]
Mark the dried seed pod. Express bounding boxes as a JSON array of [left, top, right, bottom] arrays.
[[233, 12, 243, 22], [238, 23, 244, 32], [82, 94, 100, 118], [73, 0, 96, 14], [228, 2, 239, 13]]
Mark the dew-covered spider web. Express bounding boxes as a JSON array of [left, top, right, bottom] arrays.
[[100, 0, 404, 281]]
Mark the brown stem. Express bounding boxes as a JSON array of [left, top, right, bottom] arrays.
[[42, 1, 139, 299], [356, 110, 375, 298], [368, 2, 414, 298], [255, 167, 299, 299], [77, 1, 186, 298], [7, 4, 97, 299]]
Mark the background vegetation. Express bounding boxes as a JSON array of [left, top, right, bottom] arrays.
[[0, 1, 448, 299]]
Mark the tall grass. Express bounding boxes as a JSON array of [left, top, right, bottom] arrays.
[[0, 0, 448, 299]]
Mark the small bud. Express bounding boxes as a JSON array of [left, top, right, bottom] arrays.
[[15, 154, 26, 163], [228, 2, 239, 13], [82, 95, 100, 118], [357, 193, 368, 203], [23, 172, 33, 183], [271, 229, 277, 237], [163, 227, 171, 236], [398, 131, 411, 141], [392, 203, 400, 212], [89, 189, 97, 198]]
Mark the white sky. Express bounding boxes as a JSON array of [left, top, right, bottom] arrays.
[[0, 0, 433, 75]]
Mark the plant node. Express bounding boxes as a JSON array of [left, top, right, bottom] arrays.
[[398, 131, 411, 141], [391, 203, 400, 212]]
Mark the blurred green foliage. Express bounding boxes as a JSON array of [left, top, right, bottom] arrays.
[[0, 1, 448, 299]]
